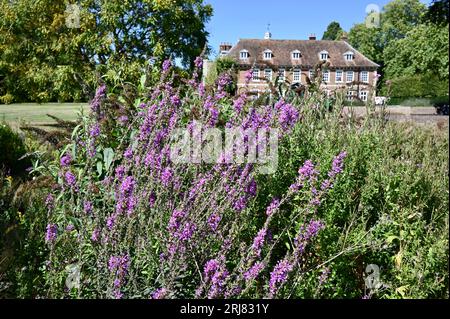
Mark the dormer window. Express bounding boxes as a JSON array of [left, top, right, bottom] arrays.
[[240, 50, 249, 59], [344, 51, 354, 61], [319, 50, 329, 61], [263, 49, 273, 60], [292, 50, 301, 60]]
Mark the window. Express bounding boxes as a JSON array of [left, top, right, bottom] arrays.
[[335, 70, 343, 83], [346, 90, 354, 101], [344, 51, 354, 61], [319, 50, 329, 61], [263, 49, 273, 60], [359, 91, 368, 102], [360, 71, 369, 83], [309, 69, 315, 80], [292, 50, 301, 59], [278, 68, 285, 81], [322, 70, 329, 83], [252, 69, 260, 81], [240, 50, 249, 59], [264, 69, 272, 81], [346, 71, 354, 83], [293, 69, 301, 83]]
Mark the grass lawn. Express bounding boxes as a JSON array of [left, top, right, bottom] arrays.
[[0, 103, 88, 130]]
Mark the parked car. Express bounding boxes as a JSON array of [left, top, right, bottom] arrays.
[[434, 101, 449, 115]]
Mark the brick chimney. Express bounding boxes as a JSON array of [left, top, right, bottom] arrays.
[[309, 34, 316, 40], [341, 32, 349, 42], [219, 42, 232, 56]]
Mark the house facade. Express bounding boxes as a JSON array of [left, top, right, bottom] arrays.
[[219, 32, 379, 101]]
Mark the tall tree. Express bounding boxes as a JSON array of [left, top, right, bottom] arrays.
[[322, 21, 344, 40], [423, 0, 449, 25], [0, 0, 213, 102]]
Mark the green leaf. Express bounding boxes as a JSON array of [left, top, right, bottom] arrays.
[[96, 161, 103, 176], [103, 148, 114, 172]]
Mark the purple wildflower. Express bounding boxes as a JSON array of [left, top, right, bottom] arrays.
[[207, 213, 221, 231], [45, 194, 54, 209], [120, 176, 135, 195], [84, 200, 93, 214], [115, 165, 126, 181], [45, 223, 58, 243], [194, 56, 203, 69], [170, 95, 181, 107], [266, 198, 280, 216], [64, 171, 76, 187], [89, 123, 101, 138], [278, 103, 299, 131], [151, 288, 168, 299], [243, 262, 265, 281], [251, 227, 267, 257], [162, 59, 171, 72], [178, 222, 196, 241], [66, 224, 75, 232], [161, 167, 173, 187], [328, 151, 347, 178], [269, 259, 293, 296], [91, 228, 100, 242], [123, 148, 133, 160], [60, 154, 71, 167]]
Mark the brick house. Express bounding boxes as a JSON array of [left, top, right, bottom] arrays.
[[217, 32, 379, 102]]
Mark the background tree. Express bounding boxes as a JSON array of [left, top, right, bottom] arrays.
[[322, 21, 344, 40], [423, 0, 449, 25], [0, 0, 213, 103]]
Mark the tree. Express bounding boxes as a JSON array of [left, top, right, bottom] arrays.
[[381, 0, 427, 43], [322, 21, 344, 40], [423, 0, 449, 25], [0, 0, 213, 102], [384, 23, 449, 80]]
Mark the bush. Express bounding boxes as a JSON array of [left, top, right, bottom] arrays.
[[385, 73, 449, 99], [0, 122, 31, 176]]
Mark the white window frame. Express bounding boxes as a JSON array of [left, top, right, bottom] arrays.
[[360, 71, 369, 83], [240, 50, 249, 60], [322, 70, 330, 83], [344, 51, 354, 61], [309, 69, 315, 80], [252, 69, 260, 82], [292, 50, 301, 60], [346, 90, 354, 101], [319, 50, 329, 61], [346, 71, 354, 83], [335, 70, 343, 83], [293, 69, 301, 83], [263, 49, 273, 60], [264, 68, 273, 81], [359, 90, 368, 102], [278, 68, 285, 81]]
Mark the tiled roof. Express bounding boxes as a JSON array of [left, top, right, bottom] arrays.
[[226, 39, 379, 69]]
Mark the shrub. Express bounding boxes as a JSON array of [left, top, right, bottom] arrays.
[[0, 122, 31, 176]]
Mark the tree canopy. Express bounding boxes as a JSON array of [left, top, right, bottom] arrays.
[[0, 0, 213, 103], [322, 21, 344, 40]]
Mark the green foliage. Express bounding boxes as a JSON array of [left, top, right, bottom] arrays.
[[384, 24, 449, 80], [256, 99, 449, 298], [322, 21, 344, 40], [384, 73, 449, 98], [423, 0, 449, 25], [0, 122, 30, 176], [0, 0, 213, 102]]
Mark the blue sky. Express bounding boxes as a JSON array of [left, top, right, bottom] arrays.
[[205, 0, 432, 56]]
